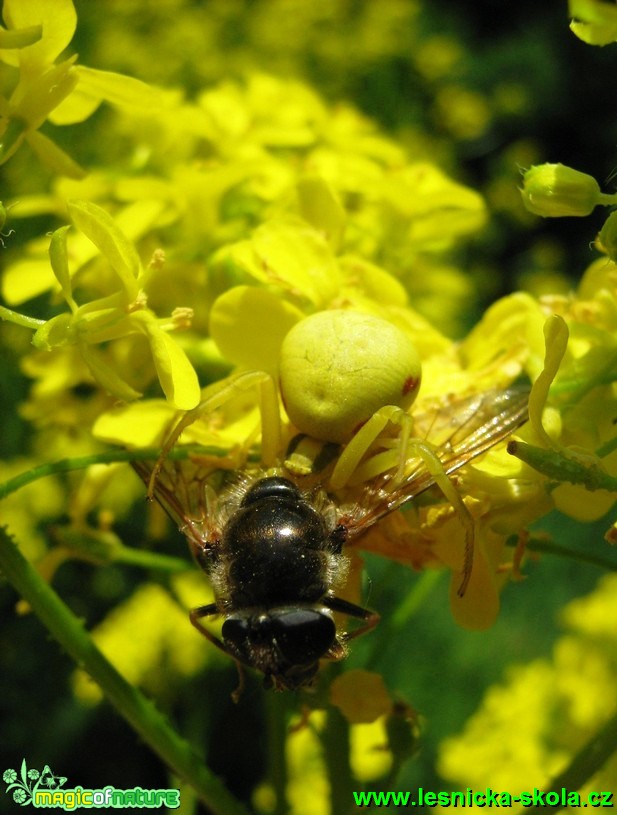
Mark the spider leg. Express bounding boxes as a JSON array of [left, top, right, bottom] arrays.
[[404, 439, 475, 597], [330, 403, 475, 596], [329, 405, 411, 490], [148, 370, 281, 497]]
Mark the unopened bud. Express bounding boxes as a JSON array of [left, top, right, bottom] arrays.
[[521, 163, 602, 217]]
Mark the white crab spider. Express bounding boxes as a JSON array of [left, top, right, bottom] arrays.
[[148, 309, 527, 596]]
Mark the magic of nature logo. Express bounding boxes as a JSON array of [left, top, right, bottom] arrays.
[[3, 760, 180, 810]]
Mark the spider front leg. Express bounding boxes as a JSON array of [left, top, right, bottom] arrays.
[[330, 403, 475, 596], [148, 370, 282, 497], [329, 404, 412, 490]]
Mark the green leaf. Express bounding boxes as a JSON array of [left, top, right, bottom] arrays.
[[67, 200, 141, 300], [508, 440, 617, 492]]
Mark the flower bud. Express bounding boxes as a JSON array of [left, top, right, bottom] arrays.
[[521, 163, 601, 217]]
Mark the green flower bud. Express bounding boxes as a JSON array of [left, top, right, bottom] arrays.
[[521, 163, 602, 217]]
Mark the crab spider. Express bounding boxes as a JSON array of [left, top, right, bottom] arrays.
[[149, 310, 425, 497]]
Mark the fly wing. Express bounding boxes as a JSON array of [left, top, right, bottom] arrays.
[[132, 456, 223, 552], [342, 385, 529, 535]]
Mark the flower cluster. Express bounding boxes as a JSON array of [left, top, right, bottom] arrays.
[[438, 572, 617, 790], [1, 0, 616, 640], [2, 10, 617, 809]]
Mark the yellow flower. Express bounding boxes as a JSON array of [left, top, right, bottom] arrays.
[[6, 200, 200, 410], [439, 574, 617, 790], [0, 0, 166, 175]]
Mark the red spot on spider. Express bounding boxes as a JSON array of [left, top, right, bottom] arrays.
[[402, 375, 419, 396]]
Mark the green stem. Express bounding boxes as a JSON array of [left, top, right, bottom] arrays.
[[265, 691, 290, 815], [56, 531, 190, 573], [322, 692, 354, 815], [364, 569, 442, 672], [520, 705, 617, 815], [596, 435, 617, 458], [0, 525, 250, 815], [0, 445, 224, 500], [508, 440, 617, 491], [96, 543, 189, 572], [598, 192, 617, 207], [0, 304, 46, 329], [507, 536, 617, 572]]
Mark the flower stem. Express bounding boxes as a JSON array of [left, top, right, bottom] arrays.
[[265, 690, 290, 815], [0, 525, 250, 815], [0, 445, 223, 500], [322, 680, 355, 815], [364, 569, 442, 671], [0, 304, 45, 329], [508, 536, 617, 573], [520, 706, 617, 815], [598, 192, 617, 207], [56, 530, 190, 573]]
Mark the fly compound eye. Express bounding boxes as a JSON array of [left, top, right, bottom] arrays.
[[240, 476, 300, 507], [267, 608, 336, 665], [222, 609, 336, 668]]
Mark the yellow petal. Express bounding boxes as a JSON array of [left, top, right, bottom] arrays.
[[330, 669, 392, 724], [209, 285, 303, 372], [70, 65, 167, 112], [0, 23, 41, 50], [2, 258, 56, 304], [133, 314, 200, 410], [1, 0, 76, 67], [68, 200, 141, 300], [93, 401, 176, 447], [26, 130, 85, 178]]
